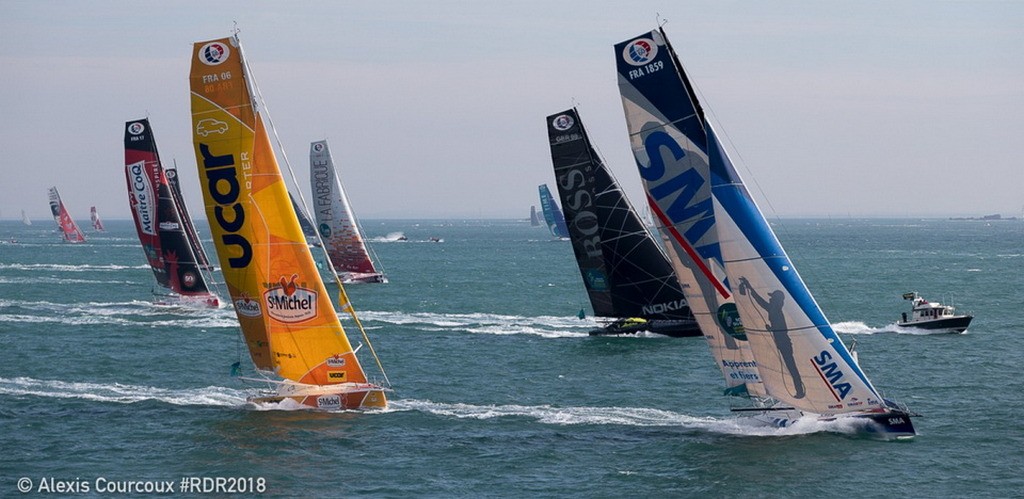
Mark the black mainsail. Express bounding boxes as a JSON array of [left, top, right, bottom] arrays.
[[546, 107, 700, 337]]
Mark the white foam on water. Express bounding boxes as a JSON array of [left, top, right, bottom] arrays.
[[0, 376, 247, 407], [356, 310, 592, 338], [389, 399, 867, 438]]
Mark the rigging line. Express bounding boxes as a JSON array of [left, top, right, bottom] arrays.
[[334, 276, 392, 388], [238, 38, 391, 387]]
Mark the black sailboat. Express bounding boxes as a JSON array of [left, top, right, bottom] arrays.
[[545, 107, 700, 337]]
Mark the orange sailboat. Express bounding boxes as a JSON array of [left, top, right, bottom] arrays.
[[189, 34, 389, 409]]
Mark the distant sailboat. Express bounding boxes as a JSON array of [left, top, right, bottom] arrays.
[[538, 184, 570, 239], [189, 34, 389, 409], [529, 205, 540, 226], [21, 210, 31, 226], [124, 118, 220, 307], [166, 162, 213, 271], [47, 187, 86, 243], [546, 107, 700, 337], [290, 192, 320, 245], [309, 139, 386, 284], [616, 27, 915, 438], [90, 206, 106, 231]]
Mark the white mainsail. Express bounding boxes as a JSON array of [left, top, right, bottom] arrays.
[[615, 28, 914, 436], [309, 140, 385, 284]]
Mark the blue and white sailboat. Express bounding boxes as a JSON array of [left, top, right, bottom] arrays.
[[615, 27, 916, 438], [538, 184, 570, 239]]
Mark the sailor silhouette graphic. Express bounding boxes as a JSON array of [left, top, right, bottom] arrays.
[[738, 276, 805, 399]]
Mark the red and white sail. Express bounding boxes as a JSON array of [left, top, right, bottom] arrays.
[[309, 140, 385, 283], [90, 206, 106, 231], [47, 187, 86, 243]]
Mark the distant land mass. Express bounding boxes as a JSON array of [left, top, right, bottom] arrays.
[[948, 214, 1019, 221]]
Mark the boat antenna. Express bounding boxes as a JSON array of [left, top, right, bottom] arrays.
[[657, 13, 668, 27], [232, 21, 240, 36]]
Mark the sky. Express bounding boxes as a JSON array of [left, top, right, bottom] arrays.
[[1, 1, 1021, 221]]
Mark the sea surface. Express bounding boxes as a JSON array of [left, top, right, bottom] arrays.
[[1, 218, 1022, 497]]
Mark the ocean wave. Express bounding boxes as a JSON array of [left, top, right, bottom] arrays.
[[0, 376, 246, 407], [0, 263, 149, 272], [0, 298, 238, 328]]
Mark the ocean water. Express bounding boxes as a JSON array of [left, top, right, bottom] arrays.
[[1, 218, 1022, 497]]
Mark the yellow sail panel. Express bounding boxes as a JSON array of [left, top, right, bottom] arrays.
[[189, 36, 367, 385]]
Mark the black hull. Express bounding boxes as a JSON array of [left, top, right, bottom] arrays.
[[862, 410, 917, 439], [747, 407, 917, 439], [589, 319, 702, 338], [897, 315, 973, 333]]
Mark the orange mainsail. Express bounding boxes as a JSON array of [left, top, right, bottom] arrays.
[[189, 36, 370, 388]]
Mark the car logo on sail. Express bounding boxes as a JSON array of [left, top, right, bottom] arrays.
[[264, 274, 318, 323], [196, 118, 229, 137], [199, 41, 231, 65], [128, 121, 145, 135], [623, 38, 657, 66], [312, 142, 325, 153], [551, 114, 575, 131]]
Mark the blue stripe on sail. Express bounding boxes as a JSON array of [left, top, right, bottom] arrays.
[[706, 127, 878, 395]]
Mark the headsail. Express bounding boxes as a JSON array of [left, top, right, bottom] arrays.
[[309, 139, 385, 284], [124, 118, 220, 307], [546, 107, 699, 337], [189, 35, 385, 409], [538, 184, 570, 238], [616, 28, 886, 414], [530, 205, 540, 226], [90, 206, 106, 231], [47, 187, 86, 243]]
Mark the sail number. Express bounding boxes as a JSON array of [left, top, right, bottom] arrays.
[[202, 71, 235, 93], [627, 60, 664, 80]]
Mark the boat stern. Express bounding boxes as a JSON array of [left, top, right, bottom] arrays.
[[250, 381, 389, 410]]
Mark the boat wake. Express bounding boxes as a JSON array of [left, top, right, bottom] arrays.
[[0, 298, 237, 328], [356, 310, 592, 338], [0, 376, 246, 407], [370, 232, 407, 243], [832, 321, 892, 335], [390, 399, 871, 437], [833, 320, 962, 335]]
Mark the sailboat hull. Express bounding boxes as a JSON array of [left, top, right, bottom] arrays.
[[249, 382, 388, 410], [589, 319, 701, 338], [747, 407, 917, 440], [896, 315, 973, 333], [340, 272, 388, 284]]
